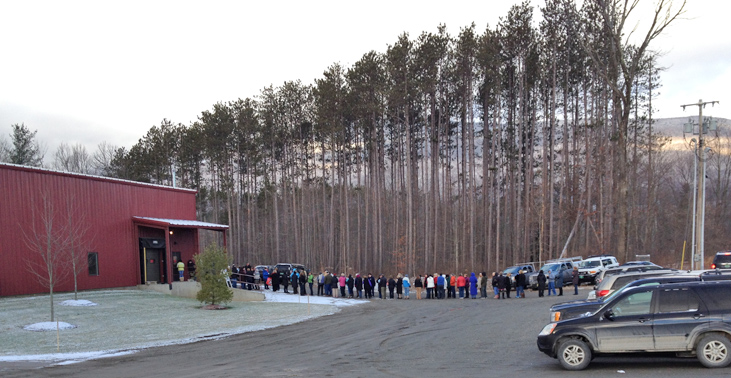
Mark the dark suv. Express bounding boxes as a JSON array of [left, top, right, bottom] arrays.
[[712, 251, 731, 269], [537, 280, 731, 370], [548, 274, 700, 322]]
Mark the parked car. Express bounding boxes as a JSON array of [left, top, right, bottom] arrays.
[[274, 263, 306, 277], [712, 251, 731, 269], [622, 260, 659, 266], [577, 255, 619, 285], [527, 259, 579, 290], [587, 269, 679, 300], [502, 263, 535, 284], [538, 280, 731, 370], [549, 274, 699, 322], [595, 263, 665, 284]]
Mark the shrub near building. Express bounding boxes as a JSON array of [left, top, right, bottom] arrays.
[[194, 245, 233, 307]]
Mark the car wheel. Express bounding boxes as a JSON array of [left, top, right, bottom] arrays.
[[697, 334, 731, 368], [558, 338, 592, 371]]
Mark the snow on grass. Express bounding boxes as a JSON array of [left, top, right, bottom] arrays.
[[23, 322, 77, 331], [0, 288, 365, 365], [60, 299, 97, 307], [263, 290, 367, 307]]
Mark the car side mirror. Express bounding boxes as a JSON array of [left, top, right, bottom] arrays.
[[604, 309, 614, 321]]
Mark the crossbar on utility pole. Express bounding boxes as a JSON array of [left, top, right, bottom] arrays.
[[681, 99, 719, 270]]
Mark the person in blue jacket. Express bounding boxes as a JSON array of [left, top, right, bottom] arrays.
[[469, 272, 478, 299]]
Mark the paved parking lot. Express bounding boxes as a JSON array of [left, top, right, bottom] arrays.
[[4, 287, 730, 377]]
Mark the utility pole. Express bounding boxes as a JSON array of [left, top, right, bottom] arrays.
[[681, 99, 719, 270]]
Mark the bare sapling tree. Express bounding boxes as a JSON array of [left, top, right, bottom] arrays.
[[23, 191, 72, 321], [65, 196, 94, 300]]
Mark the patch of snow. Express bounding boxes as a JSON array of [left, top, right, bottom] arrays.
[[23, 322, 77, 331], [60, 300, 97, 307], [262, 290, 367, 307], [0, 350, 138, 364]]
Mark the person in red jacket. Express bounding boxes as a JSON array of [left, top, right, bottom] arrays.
[[456, 274, 466, 298]]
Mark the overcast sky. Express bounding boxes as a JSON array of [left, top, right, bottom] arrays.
[[1, 0, 728, 159]]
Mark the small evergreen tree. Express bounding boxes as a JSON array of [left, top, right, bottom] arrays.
[[10, 123, 44, 166], [194, 244, 233, 306]]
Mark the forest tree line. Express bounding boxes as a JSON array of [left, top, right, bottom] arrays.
[[7, 0, 729, 276]]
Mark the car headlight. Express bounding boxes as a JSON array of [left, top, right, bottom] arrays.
[[550, 311, 561, 322], [589, 270, 597, 274], [539, 323, 557, 336]]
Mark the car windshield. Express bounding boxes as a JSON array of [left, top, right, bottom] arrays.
[[580, 260, 601, 268], [539, 264, 559, 272], [503, 267, 520, 275]]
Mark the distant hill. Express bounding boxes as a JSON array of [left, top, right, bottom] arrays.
[[653, 117, 730, 151]]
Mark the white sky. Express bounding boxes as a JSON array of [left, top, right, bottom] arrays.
[[0, 0, 728, 158]]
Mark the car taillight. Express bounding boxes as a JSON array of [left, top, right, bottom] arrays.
[[597, 290, 610, 297], [711, 263, 716, 269]]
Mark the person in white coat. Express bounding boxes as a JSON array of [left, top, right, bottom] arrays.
[[426, 274, 435, 299]]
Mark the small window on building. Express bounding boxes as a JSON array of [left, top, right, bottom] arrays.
[[88, 252, 99, 276]]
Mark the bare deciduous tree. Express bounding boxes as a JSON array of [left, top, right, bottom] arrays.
[[23, 192, 72, 321]]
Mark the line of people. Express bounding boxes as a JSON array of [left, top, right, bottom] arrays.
[[242, 266, 578, 300]]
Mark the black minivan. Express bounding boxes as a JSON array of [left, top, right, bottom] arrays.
[[537, 281, 731, 370]]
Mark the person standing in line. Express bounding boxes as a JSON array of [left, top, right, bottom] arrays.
[[339, 273, 346, 297], [402, 274, 411, 299], [497, 273, 507, 299], [299, 270, 307, 296], [414, 275, 423, 299], [572, 266, 580, 295], [282, 269, 290, 293], [456, 273, 466, 298], [505, 273, 512, 299], [331, 272, 339, 298], [547, 269, 556, 296], [270, 268, 280, 292], [229, 264, 238, 288], [479, 272, 488, 298], [366, 274, 375, 299], [491, 272, 500, 299], [469, 272, 478, 299], [355, 273, 364, 298], [435, 274, 443, 299], [515, 270, 526, 299], [317, 272, 325, 296], [556, 269, 564, 296], [346, 274, 354, 298], [307, 271, 314, 295], [387, 276, 396, 299], [379, 275, 387, 299], [396, 274, 403, 299], [426, 274, 435, 299], [537, 270, 547, 297], [262, 267, 270, 290], [323, 271, 332, 296], [290, 269, 299, 294], [177, 259, 186, 282]]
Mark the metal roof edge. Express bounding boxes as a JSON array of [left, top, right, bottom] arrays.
[[0, 162, 197, 194]]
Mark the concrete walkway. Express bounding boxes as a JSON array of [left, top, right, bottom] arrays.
[[137, 281, 265, 302]]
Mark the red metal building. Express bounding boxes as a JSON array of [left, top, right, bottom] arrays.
[[0, 163, 228, 297]]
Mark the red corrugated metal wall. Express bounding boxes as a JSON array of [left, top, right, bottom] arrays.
[[0, 164, 197, 296]]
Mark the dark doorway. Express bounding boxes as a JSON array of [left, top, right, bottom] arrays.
[[140, 238, 166, 284]]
